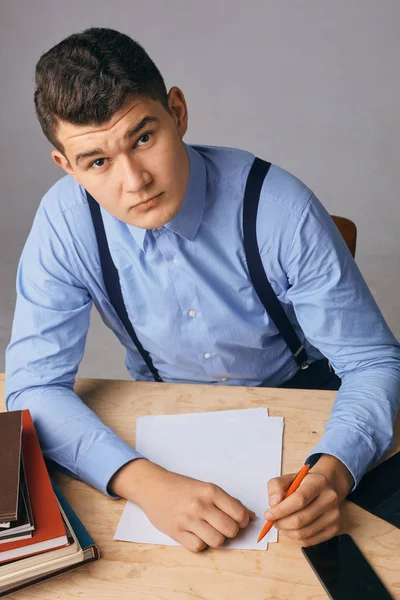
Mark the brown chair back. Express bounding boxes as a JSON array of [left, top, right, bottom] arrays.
[[330, 215, 357, 258]]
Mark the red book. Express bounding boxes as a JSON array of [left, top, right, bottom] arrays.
[[0, 410, 68, 564]]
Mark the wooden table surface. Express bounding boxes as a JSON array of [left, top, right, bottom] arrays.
[[1, 374, 399, 600]]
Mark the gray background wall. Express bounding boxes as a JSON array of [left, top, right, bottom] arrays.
[[1, 0, 399, 380]]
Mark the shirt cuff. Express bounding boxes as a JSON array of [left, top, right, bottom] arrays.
[[75, 432, 144, 497], [305, 427, 376, 490]]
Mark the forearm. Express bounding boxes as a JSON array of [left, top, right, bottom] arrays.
[[6, 384, 141, 496]]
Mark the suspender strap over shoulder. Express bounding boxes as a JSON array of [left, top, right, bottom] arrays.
[[242, 157, 310, 369], [86, 191, 163, 382]]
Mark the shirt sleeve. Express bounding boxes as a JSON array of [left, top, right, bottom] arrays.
[[5, 202, 143, 497], [285, 192, 400, 488]]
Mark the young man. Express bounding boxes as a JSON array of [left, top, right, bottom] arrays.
[[5, 28, 400, 553]]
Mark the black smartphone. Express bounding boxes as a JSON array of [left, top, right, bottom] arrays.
[[301, 534, 393, 599], [347, 451, 400, 528]]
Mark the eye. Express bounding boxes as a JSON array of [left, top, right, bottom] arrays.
[[90, 158, 107, 169], [137, 132, 153, 146]]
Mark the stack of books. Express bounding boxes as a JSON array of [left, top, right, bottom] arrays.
[[0, 410, 99, 597]]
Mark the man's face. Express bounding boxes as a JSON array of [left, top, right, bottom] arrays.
[[52, 87, 190, 229]]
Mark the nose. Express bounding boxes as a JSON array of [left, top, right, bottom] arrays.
[[119, 154, 152, 194]]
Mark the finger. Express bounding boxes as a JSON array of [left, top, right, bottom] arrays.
[[177, 531, 208, 553], [268, 473, 297, 507], [212, 487, 252, 528], [282, 508, 340, 542], [265, 474, 324, 522], [274, 487, 339, 531], [205, 507, 241, 539], [299, 524, 340, 548], [192, 520, 226, 549]]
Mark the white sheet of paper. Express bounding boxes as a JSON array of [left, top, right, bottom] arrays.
[[114, 407, 284, 550]]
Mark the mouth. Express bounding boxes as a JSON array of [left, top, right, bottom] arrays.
[[134, 192, 163, 210]]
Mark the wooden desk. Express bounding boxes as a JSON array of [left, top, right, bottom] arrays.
[[1, 374, 399, 599]]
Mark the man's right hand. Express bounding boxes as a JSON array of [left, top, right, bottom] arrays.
[[109, 458, 255, 553]]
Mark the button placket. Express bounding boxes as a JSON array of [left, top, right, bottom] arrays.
[[153, 230, 222, 378]]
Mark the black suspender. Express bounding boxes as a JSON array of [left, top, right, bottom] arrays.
[[242, 158, 309, 369], [86, 193, 163, 382], [85, 155, 310, 382]]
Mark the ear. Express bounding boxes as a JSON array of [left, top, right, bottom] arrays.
[[51, 150, 81, 183], [167, 86, 188, 138]]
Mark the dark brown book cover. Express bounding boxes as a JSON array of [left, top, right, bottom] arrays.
[[0, 412, 22, 522]]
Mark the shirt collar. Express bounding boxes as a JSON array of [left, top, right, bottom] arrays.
[[127, 143, 206, 251]]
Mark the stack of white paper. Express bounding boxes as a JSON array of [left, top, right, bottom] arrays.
[[114, 407, 284, 550]]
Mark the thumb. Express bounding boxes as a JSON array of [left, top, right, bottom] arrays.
[[267, 473, 297, 507]]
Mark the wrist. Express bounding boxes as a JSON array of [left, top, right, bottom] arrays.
[[311, 454, 354, 499], [108, 458, 148, 502], [108, 458, 167, 506]]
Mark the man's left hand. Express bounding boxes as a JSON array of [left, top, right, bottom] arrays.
[[265, 454, 354, 547]]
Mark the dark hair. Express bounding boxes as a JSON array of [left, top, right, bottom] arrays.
[[34, 27, 169, 154]]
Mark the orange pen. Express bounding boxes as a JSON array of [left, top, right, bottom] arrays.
[[257, 463, 311, 543]]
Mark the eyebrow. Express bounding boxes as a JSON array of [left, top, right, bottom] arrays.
[[74, 115, 160, 166]]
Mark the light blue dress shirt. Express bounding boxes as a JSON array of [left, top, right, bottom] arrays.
[[5, 143, 400, 496]]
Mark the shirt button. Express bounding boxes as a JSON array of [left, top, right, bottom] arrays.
[[172, 258, 178, 265], [203, 352, 212, 359], [220, 377, 228, 382], [188, 309, 197, 318]]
